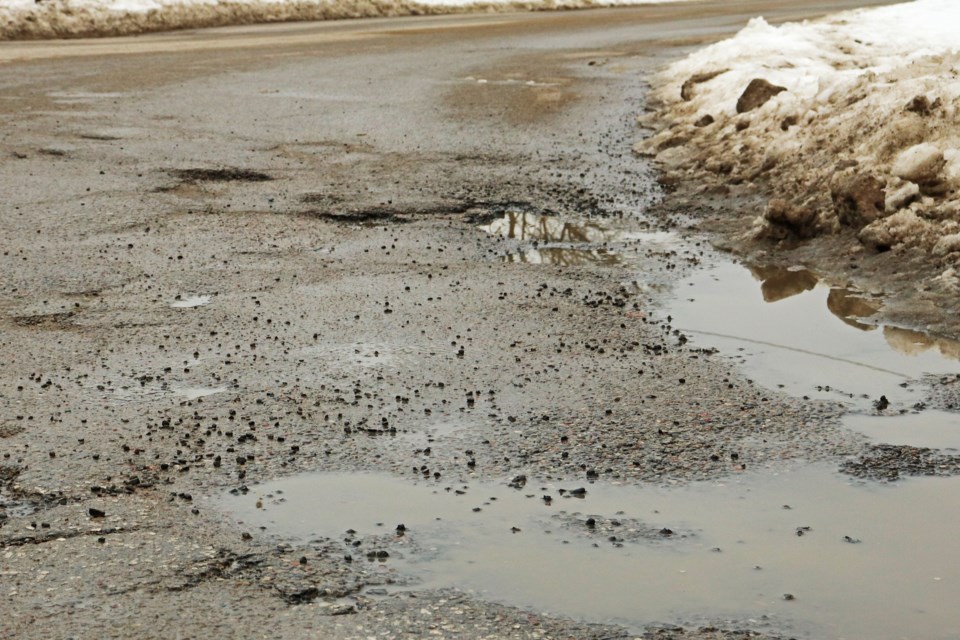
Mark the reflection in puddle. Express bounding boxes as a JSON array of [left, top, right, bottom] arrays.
[[843, 410, 960, 450], [668, 262, 960, 408], [505, 247, 620, 266], [482, 212, 681, 267], [482, 211, 621, 268], [884, 326, 960, 360], [220, 466, 960, 639], [482, 212, 618, 244], [825, 288, 881, 331], [750, 265, 819, 303]]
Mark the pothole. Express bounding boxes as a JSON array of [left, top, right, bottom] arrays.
[[665, 261, 960, 411], [842, 410, 960, 451], [170, 168, 273, 183], [480, 211, 678, 266], [218, 465, 960, 639]]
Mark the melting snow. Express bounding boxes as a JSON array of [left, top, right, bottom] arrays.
[[641, 0, 960, 263]]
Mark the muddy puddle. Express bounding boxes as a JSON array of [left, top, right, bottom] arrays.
[[481, 211, 679, 266], [220, 466, 960, 639], [666, 262, 960, 411], [482, 212, 960, 413], [843, 410, 960, 450]]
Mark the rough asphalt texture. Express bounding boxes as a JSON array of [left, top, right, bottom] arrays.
[[0, 3, 941, 638]]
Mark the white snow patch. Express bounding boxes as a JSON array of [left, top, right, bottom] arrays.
[[641, 0, 960, 260], [171, 295, 212, 308]]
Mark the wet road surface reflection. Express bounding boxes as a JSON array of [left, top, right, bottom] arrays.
[[221, 466, 960, 640]]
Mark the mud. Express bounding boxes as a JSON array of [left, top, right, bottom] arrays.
[[0, 3, 951, 640]]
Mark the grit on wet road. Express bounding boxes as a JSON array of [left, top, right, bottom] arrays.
[[5, 2, 959, 639]]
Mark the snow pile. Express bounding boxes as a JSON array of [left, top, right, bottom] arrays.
[[0, 0, 691, 40], [640, 0, 960, 260]]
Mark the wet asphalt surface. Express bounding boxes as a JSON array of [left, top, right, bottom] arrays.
[[1, 3, 953, 638]]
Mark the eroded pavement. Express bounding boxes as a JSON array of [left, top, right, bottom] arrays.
[[1, 4, 957, 639]]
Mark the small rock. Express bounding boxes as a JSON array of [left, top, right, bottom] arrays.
[[905, 95, 940, 115], [88, 508, 106, 518], [694, 114, 715, 128], [736, 78, 787, 113]]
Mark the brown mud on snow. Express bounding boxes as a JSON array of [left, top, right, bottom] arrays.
[[639, 5, 960, 341]]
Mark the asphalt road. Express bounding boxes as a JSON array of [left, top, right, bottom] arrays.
[[0, 2, 904, 639]]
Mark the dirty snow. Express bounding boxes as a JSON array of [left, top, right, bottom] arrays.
[[640, 0, 960, 274], [0, 0, 693, 40]]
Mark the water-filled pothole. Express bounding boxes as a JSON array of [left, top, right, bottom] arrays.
[[666, 261, 960, 411], [219, 466, 960, 639], [483, 211, 959, 412], [843, 410, 960, 450], [481, 211, 680, 267]]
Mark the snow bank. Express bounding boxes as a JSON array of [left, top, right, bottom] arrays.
[[640, 0, 960, 261], [0, 0, 691, 40]]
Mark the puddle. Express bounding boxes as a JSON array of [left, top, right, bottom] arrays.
[[171, 295, 211, 308], [220, 466, 960, 639], [843, 410, 960, 450], [482, 211, 958, 409], [666, 262, 960, 409], [505, 246, 621, 266], [481, 212, 680, 266], [481, 211, 620, 244]]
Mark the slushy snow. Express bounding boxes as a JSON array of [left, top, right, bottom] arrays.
[[0, 0, 693, 40], [640, 0, 960, 269]]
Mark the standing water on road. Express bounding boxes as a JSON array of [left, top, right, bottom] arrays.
[[481, 211, 960, 450], [214, 213, 960, 640], [666, 261, 960, 411], [220, 466, 960, 640]]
